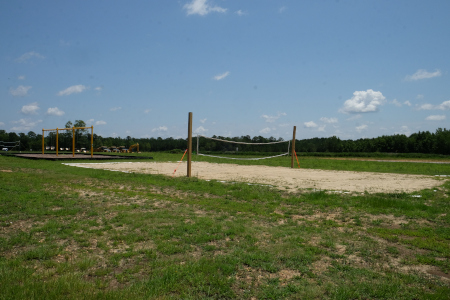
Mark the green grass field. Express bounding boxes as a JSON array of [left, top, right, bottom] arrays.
[[1, 153, 449, 299]]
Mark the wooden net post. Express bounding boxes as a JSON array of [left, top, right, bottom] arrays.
[[291, 126, 296, 168], [42, 129, 44, 154], [72, 127, 75, 157], [187, 112, 193, 177], [91, 126, 94, 158], [56, 128, 59, 156]]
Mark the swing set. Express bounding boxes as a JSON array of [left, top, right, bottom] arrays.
[[42, 126, 94, 157]]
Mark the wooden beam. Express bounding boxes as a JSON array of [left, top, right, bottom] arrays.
[[187, 112, 193, 177], [291, 126, 296, 168]]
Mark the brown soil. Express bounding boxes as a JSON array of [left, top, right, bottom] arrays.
[[63, 162, 443, 193]]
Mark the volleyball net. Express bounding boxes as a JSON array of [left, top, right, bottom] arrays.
[[195, 135, 290, 161]]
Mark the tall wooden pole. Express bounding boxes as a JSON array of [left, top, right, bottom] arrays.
[[187, 112, 193, 177], [42, 129, 44, 154], [56, 128, 59, 156], [72, 127, 75, 157], [91, 126, 94, 158], [291, 126, 296, 168]]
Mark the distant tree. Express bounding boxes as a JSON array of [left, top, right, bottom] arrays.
[[0, 130, 7, 142], [27, 131, 37, 151], [62, 121, 74, 149], [16, 133, 26, 150], [74, 120, 86, 128], [8, 132, 19, 142], [27, 131, 36, 139], [410, 131, 434, 153], [2, 126, 450, 155], [126, 135, 134, 148], [392, 134, 408, 153], [74, 120, 88, 149], [27, 131, 40, 151], [435, 128, 450, 155], [92, 134, 103, 148], [62, 120, 89, 149], [326, 136, 342, 152]]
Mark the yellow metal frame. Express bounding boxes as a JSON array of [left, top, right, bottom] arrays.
[[42, 126, 94, 158]]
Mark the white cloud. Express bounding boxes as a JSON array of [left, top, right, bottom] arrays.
[[200, 118, 207, 124], [95, 120, 107, 125], [318, 125, 326, 132], [261, 112, 286, 123], [279, 6, 287, 13], [399, 125, 411, 136], [57, 85, 87, 96], [339, 89, 386, 114], [346, 114, 362, 121], [184, 0, 227, 16], [356, 124, 368, 132], [425, 115, 446, 121], [46, 107, 65, 116], [194, 126, 208, 134], [86, 119, 95, 125], [320, 117, 338, 124], [417, 103, 435, 110], [11, 118, 42, 131], [259, 127, 271, 134], [417, 100, 450, 111], [110, 107, 122, 111], [16, 51, 45, 63], [18, 75, 25, 80], [0, 122, 4, 126], [392, 99, 412, 107], [438, 100, 450, 110], [235, 10, 246, 16], [144, 109, 151, 114], [21, 102, 39, 115], [304, 121, 318, 128], [10, 85, 31, 97], [94, 86, 103, 91], [416, 94, 424, 99], [213, 71, 230, 80], [392, 99, 402, 107], [405, 69, 441, 81], [152, 126, 168, 132]]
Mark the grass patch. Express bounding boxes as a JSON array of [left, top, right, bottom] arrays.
[[0, 154, 449, 298]]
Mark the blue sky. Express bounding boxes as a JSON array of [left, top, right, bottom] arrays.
[[1, 0, 449, 141]]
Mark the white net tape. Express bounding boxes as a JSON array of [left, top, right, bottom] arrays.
[[197, 152, 289, 160], [197, 135, 287, 145], [196, 135, 290, 161]]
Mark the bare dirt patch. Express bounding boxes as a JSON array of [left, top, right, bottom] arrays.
[[64, 162, 442, 194]]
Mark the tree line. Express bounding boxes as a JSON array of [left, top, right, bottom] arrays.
[[296, 129, 450, 155], [1, 121, 449, 155]]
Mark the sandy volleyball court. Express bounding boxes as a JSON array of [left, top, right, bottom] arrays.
[[63, 161, 444, 193]]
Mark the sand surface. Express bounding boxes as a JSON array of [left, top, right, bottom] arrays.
[[63, 161, 445, 193]]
